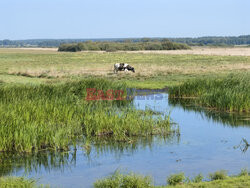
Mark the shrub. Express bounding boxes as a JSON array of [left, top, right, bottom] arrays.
[[192, 173, 204, 183], [209, 170, 228, 180], [58, 41, 190, 52], [167, 172, 185, 185], [239, 168, 249, 176], [58, 43, 81, 52]]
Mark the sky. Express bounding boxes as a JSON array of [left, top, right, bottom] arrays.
[[0, 0, 249, 40]]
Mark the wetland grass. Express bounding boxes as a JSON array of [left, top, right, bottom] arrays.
[[94, 170, 250, 187], [169, 73, 250, 112], [0, 79, 175, 152], [94, 171, 153, 188], [0, 177, 37, 188]]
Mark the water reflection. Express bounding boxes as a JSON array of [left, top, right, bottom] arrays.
[[168, 98, 250, 127], [0, 134, 180, 178], [90, 134, 180, 158], [0, 150, 76, 176]]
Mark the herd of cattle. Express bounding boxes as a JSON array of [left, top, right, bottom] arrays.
[[114, 63, 135, 73]]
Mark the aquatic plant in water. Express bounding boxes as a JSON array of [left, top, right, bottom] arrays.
[[169, 73, 250, 112], [0, 78, 177, 152]]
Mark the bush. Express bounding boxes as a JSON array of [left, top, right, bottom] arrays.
[[58, 43, 81, 52], [209, 170, 228, 180], [239, 168, 249, 176], [58, 40, 190, 52], [192, 173, 204, 183], [167, 172, 185, 185]]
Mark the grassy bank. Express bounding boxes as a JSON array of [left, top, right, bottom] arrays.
[[2, 170, 250, 187], [0, 78, 176, 152], [94, 170, 250, 188], [169, 74, 250, 112]]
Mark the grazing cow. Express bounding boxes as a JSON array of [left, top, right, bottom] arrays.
[[114, 63, 135, 73]]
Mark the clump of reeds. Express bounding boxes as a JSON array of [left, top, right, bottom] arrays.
[[0, 78, 176, 152], [169, 73, 250, 112], [94, 170, 153, 188], [0, 177, 36, 187]]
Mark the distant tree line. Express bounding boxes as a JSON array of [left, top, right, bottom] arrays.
[[169, 35, 250, 46], [58, 40, 190, 52], [1, 35, 250, 48]]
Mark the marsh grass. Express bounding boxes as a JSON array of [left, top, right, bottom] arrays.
[[0, 177, 36, 188], [94, 170, 250, 188], [94, 170, 153, 188], [169, 73, 250, 112], [209, 170, 228, 181], [167, 173, 185, 186], [0, 78, 176, 152]]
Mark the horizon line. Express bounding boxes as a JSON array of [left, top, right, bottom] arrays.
[[1, 34, 250, 41]]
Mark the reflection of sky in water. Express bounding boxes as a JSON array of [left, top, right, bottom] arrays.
[[2, 93, 250, 187]]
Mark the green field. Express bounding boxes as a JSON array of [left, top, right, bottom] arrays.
[[0, 49, 249, 88]]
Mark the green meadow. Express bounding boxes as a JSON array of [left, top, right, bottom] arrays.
[[0, 48, 249, 88]]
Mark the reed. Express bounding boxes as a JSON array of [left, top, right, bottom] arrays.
[[0, 177, 36, 188], [94, 170, 153, 188], [0, 79, 175, 152], [169, 73, 250, 112]]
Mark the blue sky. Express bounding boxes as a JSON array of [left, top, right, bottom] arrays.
[[0, 0, 249, 40]]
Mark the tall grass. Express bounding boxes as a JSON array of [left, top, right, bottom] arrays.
[[94, 170, 250, 187], [169, 73, 250, 112], [0, 79, 176, 152], [0, 177, 36, 188], [94, 171, 153, 188]]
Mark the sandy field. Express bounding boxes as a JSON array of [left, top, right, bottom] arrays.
[[2, 47, 250, 56], [127, 47, 250, 56]]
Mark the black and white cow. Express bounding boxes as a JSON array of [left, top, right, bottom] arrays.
[[114, 63, 135, 73]]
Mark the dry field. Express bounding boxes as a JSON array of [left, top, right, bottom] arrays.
[[3, 47, 250, 56], [0, 47, 250, 88], [126, 47, 250, 56]]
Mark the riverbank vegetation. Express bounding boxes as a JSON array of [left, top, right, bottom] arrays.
[[94, 169, 250, 188], [0, 79, 176, 152], [2, 169, 250, 187], [169, 73, 250, 112], [0, 177, 37, 187]]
